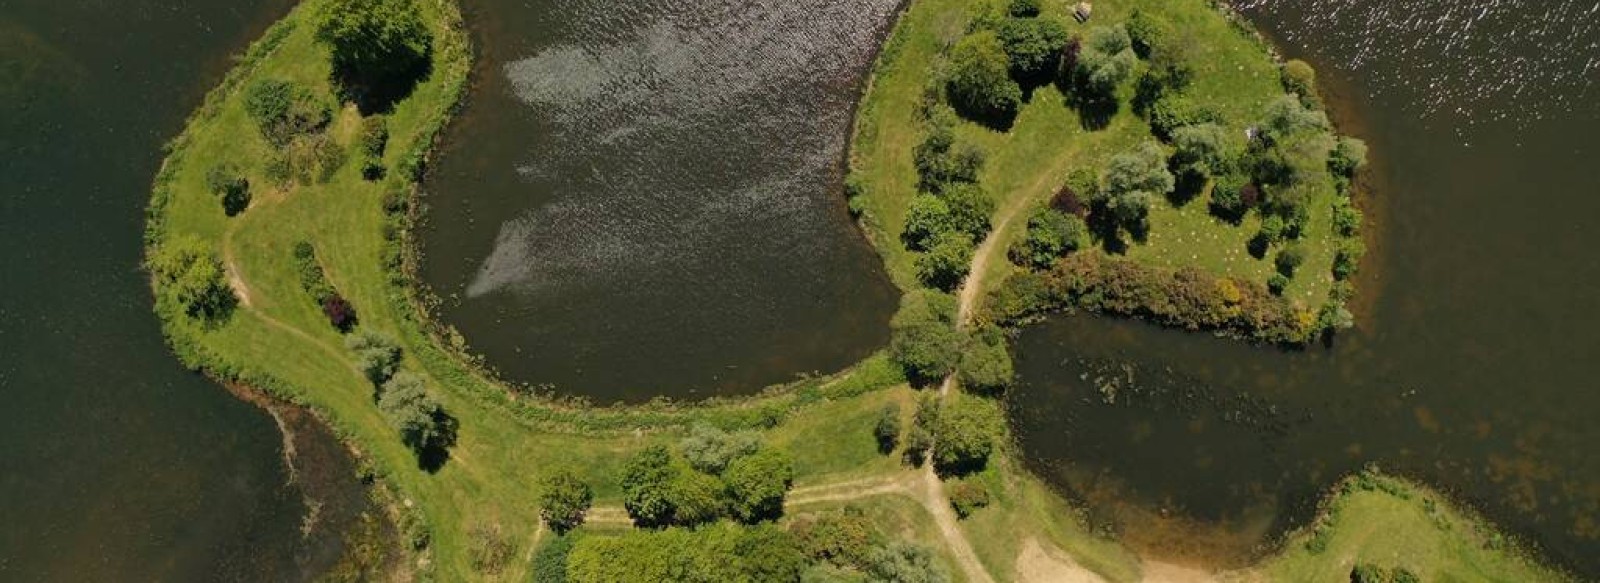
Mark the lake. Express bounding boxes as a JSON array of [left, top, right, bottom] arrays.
[[1010, 0, 1600, 574], [417, 0, 902, 403]]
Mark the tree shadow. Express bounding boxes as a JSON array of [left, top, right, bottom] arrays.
[[416, 409, 459, 473], [334, 50, 434, 116], [1168, 168, 1206, 207]]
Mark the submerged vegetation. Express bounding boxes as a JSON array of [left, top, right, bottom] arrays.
[[139, 0, 1572, 579]]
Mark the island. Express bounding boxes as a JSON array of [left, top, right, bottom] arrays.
[[142, 0, 1571, 580]]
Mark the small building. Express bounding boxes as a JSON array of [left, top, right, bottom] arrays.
[[1073, 2, 1093, 23]]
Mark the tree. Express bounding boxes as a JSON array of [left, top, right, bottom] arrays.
[[930, 396, 1004, 475], [205, 164, 251, 216], [1147, 94, 1219, 140], [958, 325, 1014, 394], [902, 194, 954, 251], [620, 445, 678, 528], [377, 372, 452, 454], [873, 404, 902, 454], [679, 424, 761, 475], [723, 448, 794, 523], [1100, 141, 1173, 230], [667, 469, 727, 526], [913, 106, 985, 192], [1071, 25, 1137, 101], [1281, 59, 1317, 102], [537, 469, 593, 534], [867, 542, 951, 583], [1333, 239, 1364, 280], [149, 234, 235, 322], [941, 182, 995, 240], [946, 32, 1023, 123], [888, 290, 962, 383], [1125, 9, 1168, 59], [996, 17, 1070, 82], [794, 506, 879, 568], [1170, 123, 1233, 179], [1013, 207, 1085, 269], [314, 0, 433, 110], [345, 330, 401, 385], [1329, 136, 1368, 178], [1259, 94, 1329, 145], [243, 79, 331, 146], [915, 232, 975, 292]]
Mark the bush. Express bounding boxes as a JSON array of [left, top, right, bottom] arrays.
[[794, 506, 879, 568], [867, 542, 951, 583], [1333, 239, 1365, 280], [1125, 9, 1168, 59], [1260, 95, 1330, 145], [1329, 135, 1368, 178], [243, 79, 330, 146], [1259, 215, 1285, 243], [948, 481, 991, 518], [566, 523, 804, 583], [946, 32, 1023, 123], [291, 241, 335, 302], [1071, 25, 1137, 102], [958, 325, 1014, 394], [1170, 123, 1233, 179], [314, 0, 433, 109], [1007, 0, 1041, 17], [724, 448, 795, 523], [345, 329, 401, 385], [359, 114, 389, 180], [1281, 59, 1317, 101], [929, 396, 1004, 476], [1275, 245, 1306, 276], [1100, 141, 1173, 230], [1148, 94, 1220, 140], [996, 18, 1070, 83], [321, 294, 358, 331], [531, 533, 578, 583], [1267, 272, 1289, 295], [915, 232, 976, 291], [913, 108, 985, 192], [205, 164, 251, 216], [466, 523, 514, 575], [1208, 174, 1251, 220], [538, 469, 593, 534], [874, 404, 902, 454], [888, 291, 962, 383], [1011, 207, 1085, 269], [149, 234, 235, 322], [679, 424, 761, 475], [902, 194, 955, 251], [1333, 198, 1362, 236]]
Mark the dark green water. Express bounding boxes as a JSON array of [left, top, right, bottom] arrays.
[[0, 1, 372, 579], [417, 0, 902, 403], [1011, 0, 1600, 575]]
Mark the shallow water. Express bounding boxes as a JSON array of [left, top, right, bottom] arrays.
[[418, 0, 901, 403], [1012, 0, 1600, 574], [0, 1, 373, 579]]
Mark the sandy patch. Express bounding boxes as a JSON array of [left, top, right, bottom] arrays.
[[1015, 538, 1105, 583]]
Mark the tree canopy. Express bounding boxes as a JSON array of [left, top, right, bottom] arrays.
[[888, 290, 962, 383], [314, 0, 433, 110], [537, 469, 594, 534], [946, 31, 1023, 123], [996, 17, 1069, 82], [149, 234, 235, 322], [723, 448, 795, 523]]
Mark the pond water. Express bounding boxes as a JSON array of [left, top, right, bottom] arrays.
[[0, 1, 375, 580], [417, 0, 902, 403], [1010, 0, 1600, 574]]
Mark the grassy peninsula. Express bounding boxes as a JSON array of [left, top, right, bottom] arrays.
[[143, 0, 1569, 580]]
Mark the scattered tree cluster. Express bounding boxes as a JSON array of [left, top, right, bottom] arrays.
[[244, 78, 344, 187], [344, 329, 456, 466], [1092, 140, 1175, 238], [620, 428, 795, 528], [149, 234, 235, 323], [888, 290, 1017, 392], [904, 106, 993, 291], [792, 505, 952, 583]]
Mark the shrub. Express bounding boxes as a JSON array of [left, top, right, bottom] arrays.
[[566, 524, 805, 583], [1333, 198, 1362, 236], [1267, 272, 1290, 295], [679, 424, 761, 475], [724, 448, 795, 523], [1275, 245, 1306, 276], [888, 290, 962, 383], [958, 325, 1014, 394], [1065, 167, 1100, 203], [874, 404, 902, 454], [621, 445, 679, 528], [345, 329, 401, 385], [1281, 59, 1317, 101], [1011, 207, 1085, 269], [321, 294, 358, 331], [148, 234, 235, 322], [942, 182, 995, 240], [1148, 94, 1220, 140], [1329, 135, 1368, 178], [1260, 95, 1330, 145], [1100, 141, 1173, 230], [913, 108, 985, 192], [996, 17, 1070, 83], [314, 0, 433, 109], [1071, 25, 1137, 102], [929, 396, 1004, 476], [1208, 174, 1250, 220], [243, 79, 330, 146], [666, 469, 727, 526], [1333, 239, 1364, 280], [902, 194, 955, 251], [946, 32, 1023, 123], [1125, 9, 1168, 59], [949, 481, 991, 518], [916, 232, 976, 291], [359, 114, 389, 180], [1170, 123, 1233, 179], [467, 523, 514, 575], [538, 469, 593, 534], [794, 506, 879, 568], [205, 164, 251, 216], [1259, 215, 1285, 243], [291, 241, 335, 302], [867, 542, 951, 583], [531, 533, 577, 583], [1007, 0, 1041, 17]]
